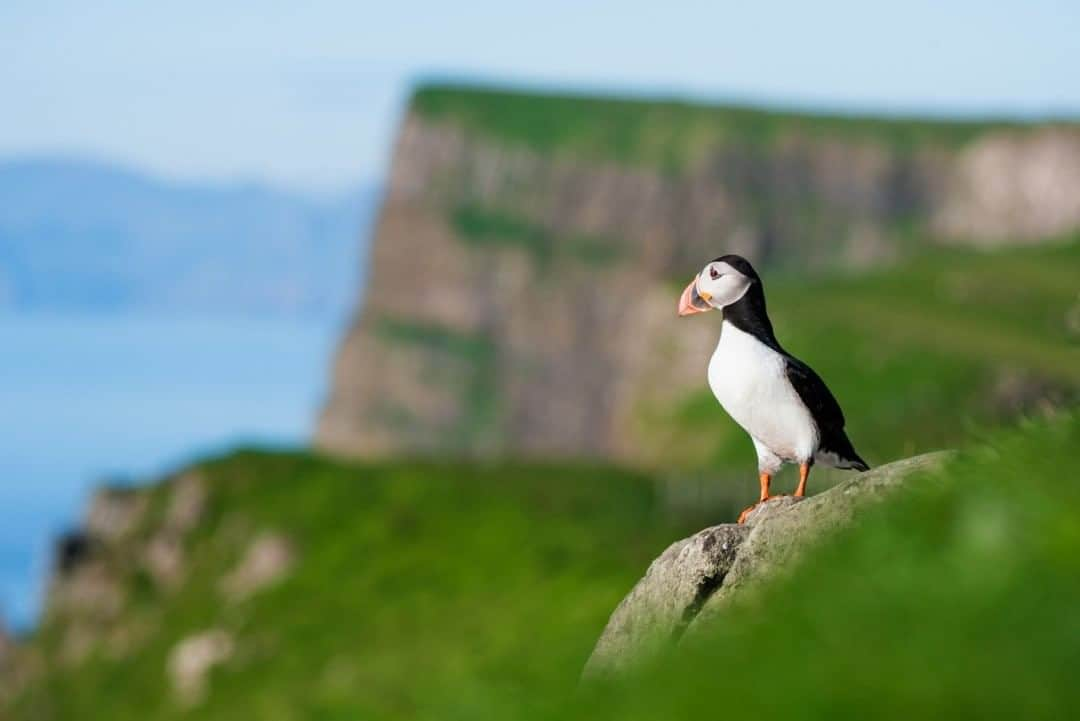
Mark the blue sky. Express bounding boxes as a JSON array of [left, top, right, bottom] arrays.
[[2, 1, 1078, 194]]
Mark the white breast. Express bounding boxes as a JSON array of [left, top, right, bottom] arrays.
[[707, 322, 818, 465]]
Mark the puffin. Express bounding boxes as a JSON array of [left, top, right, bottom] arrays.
[[678, 254, 868, 523]]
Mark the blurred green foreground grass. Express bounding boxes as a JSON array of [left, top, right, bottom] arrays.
[[10, 411, 1080, 720]]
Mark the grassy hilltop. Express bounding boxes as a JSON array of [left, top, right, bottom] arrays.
[[412, 84, 1016, 168]]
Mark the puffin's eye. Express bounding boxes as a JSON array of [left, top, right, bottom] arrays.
[[709, 266, 720, 280]]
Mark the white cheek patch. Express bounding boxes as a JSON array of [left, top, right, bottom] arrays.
[[707, 270, 751, 307], [722, 278, 751, 305]]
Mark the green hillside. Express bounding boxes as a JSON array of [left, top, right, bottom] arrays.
[[8, 414, 1078, 720], [8, 457, 701, 720]]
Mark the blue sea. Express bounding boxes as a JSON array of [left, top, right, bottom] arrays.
[[0, 311, 344, 629]]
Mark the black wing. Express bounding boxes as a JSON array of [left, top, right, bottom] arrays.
[[783, 355, 846, 434], [784, 355, 869, 470]]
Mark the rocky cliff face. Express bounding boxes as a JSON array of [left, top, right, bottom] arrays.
[[316, 86, 1080, 461]]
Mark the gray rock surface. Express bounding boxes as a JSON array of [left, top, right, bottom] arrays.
[[581, 524, 747, 680], [582, 452, 951, 679], [219, 532, 296, 602]]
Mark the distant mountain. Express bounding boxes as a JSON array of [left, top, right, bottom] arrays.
[[0, 158, 377, 318]]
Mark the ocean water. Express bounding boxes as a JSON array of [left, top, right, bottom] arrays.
[[0, 311, 344, 629]]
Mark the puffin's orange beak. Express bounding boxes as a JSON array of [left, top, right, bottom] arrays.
[[678, 277, 713, 316]]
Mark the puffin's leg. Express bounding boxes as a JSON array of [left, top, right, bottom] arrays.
[[737, 472, 772, 524], [794, 462, 811, 497]]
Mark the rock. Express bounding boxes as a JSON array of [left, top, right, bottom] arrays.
[[219, 532, 295, 602], [0, 621, 41, 702], [53, 532, 95, 575], [86, 488, 147, 543], [165, 472, 207, 535], [135, 472, 210, 592], [45, 558, 125, 622], [167, 629, 234, 706], [58, 624, 97, 667], [933, 129, 1080, 243], [691, 453, 950, 627], [581, 524, 746, 680], [582, 452, 951, 679], [142, 534, 186, 590]]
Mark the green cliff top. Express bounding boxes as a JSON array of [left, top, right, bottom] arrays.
[[411, 83, 1034, 167]]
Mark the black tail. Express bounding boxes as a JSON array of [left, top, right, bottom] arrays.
[[841, 454, 870, 472], [820, 432, 869, 472]]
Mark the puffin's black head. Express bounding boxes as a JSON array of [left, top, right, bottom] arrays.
[[677, 254, 760, 317]]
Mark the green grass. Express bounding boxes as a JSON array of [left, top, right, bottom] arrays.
[[452, 204, 628, 269], [11, 415, 1080, 719], [452, 204, 554, 264], [10, 456, 702, 721], [564, 232, 625, 267], [412, 83, 1033, 169], [374, 316, 495, 362]]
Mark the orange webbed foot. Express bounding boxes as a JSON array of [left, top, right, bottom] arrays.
[[737, 494, 790, 524], [737, 504, 757, 524]]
